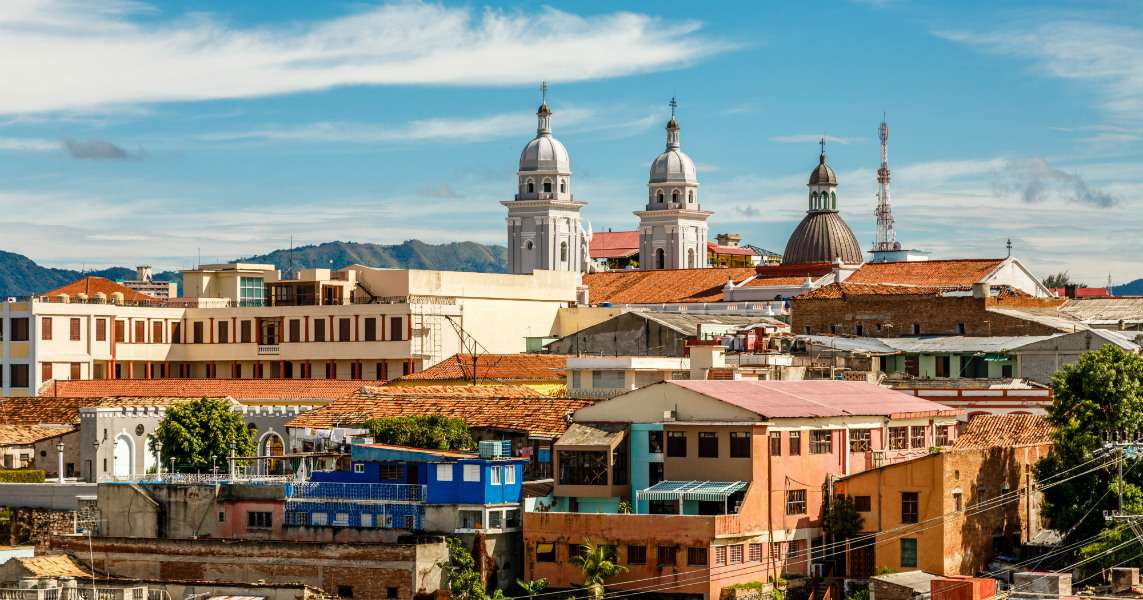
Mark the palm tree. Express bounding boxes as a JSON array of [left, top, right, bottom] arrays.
[[517, 578, 548, 599], [571, 542, 627, 600]]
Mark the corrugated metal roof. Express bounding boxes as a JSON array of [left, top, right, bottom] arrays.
[[801, 335, 897, 354], [987, 307, 1089, 333], [669, 380, 960, 419], [638, 312, 783, 336], [639, 480, 748, 502], [882, 335, 1059, 353], [556, 422, 626, 447]]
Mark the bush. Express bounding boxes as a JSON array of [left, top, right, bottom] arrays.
[[0, 470, 45, 483]]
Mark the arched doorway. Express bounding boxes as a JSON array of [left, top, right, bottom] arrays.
[[261, 432, 285, 475], [113, 434, 134, 479], [655, 248, 666, 269]]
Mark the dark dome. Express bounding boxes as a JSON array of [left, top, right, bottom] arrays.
[[782, 211, 863, 264], [808, 153, 837, 186]]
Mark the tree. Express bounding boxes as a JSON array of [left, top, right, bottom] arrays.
[[152, 397, 255, 472], [571, 541, 627, 600], [822, 495, 864, 542], [516, 578, 548, 599], [1042, 271, 1087, 289], [1035, 345, 1143, 575], [363, 415, 475, 451], [444, 536, 487, 600]]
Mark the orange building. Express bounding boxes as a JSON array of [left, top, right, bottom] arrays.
[[834, 415, 1053, 577]]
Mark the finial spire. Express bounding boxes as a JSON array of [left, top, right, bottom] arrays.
[[1006, 238, 1013, 257], [819, 137, 826, 156], [541, 80, 548, 105], [669, 96, 678, 118]]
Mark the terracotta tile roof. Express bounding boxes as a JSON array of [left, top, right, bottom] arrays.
[[287, 385, 593, 438], [41, 379, 381, 402], [796, 282, 947, 300], [953, 414, 1054, 449], [15, 555, 90, 578], [41, 276, 158, 303], [743, 262, 836, 288], [399, 354, 567, 382], [707, 242, 757, 256], [845, 259, 1005, 287], [584, 267, 756, 304], [589, 231, 640, 259], [0, 424, 73, 446], [0, 396, 194, 426]]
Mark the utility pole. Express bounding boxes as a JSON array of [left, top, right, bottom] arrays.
[[1102, 431, 1143, 543]]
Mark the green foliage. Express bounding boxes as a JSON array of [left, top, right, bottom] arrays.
[[1042, 271, 1086, 289], [444, 536, 487, 600], [1036, 345, 1143, 546], [516, 578, 548, 598], [0, 470, 45, 483], [152, 397, 255, 472], [848, 588, 870, 600], [616, 500, 632, 514], [572, 541, 627, 600], [876, 567, 895, 575], [822, 495, 864, 541], [364, 415, 475, 451]]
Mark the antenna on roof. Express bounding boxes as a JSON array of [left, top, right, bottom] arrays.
[[1005, 238, 1012, 258]]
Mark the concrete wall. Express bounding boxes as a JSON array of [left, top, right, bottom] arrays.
[[0, 483, 96, 511], [792, 295, 1064, 338], [546, 312, 689, 357]]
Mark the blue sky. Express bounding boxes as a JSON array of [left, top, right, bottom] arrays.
[[1, 0, 1141, 284]]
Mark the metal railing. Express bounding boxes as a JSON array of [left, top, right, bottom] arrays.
[[287, 482, 426, 502], [142, 472, 299, 485], [256, 344, 280, 355]]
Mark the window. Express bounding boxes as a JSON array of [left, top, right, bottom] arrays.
[[698, 432, 719, 458], [238, 277, 265, 307], [41, 363, 51, 383], [314, 319, 326, 342], [69, 318, 81, 341], [504, 464, 516, 485], [337, 586, 353, 599], [910, 426, 926, 449], [936, 355, 951, 377], [647, 430, 664, 454], [936, 425, 950, 446], [666, 431, 687, 457], [9, 365, 29, 388], [527, 181, 535, 194], [463, 463, 481, 482], [436, 464, 453, 481], [218, 321, 229, 344], [218, 511, 225, 523], [902, 492, 919, 523], [152, 321, 163, 343], [170, 322, 180, 344], [912, 323, 921, 335], [789, 431, 802, 455], [655, 248, 665, 269], [558, 450, 607, 486], [69, 362, 80, 380], [95, 319, 106, 342], [387, 587, 398, 599], [730, 431, 751, 458], [288, 319, 301, 342], [687, 547, 709, 566], [506, 509, 520, 528], [192, 321, 204, 344], [976, 485, 987, 504], [380, 464, 403, 481], [364, 318, 377, 341], [592, 370, 624, 388], [714, 546, 727, 565], [488, 510, 502, 529], [849, 429, 872, 452], [560, 242, 568, 262], [728, 544, 744, 564], [536, 543, 556, 562], [560, 180, 567, 193], [627, 545, 647, 565], [657, 191, 664, 203], [786, 489, 807, 515], [810, 430, 832, 454], [648, 462, 664, 486], [656, 545, 677, 567], [900, 538, 917, 567], [543, 180, 552, 193], [389, 316, 405, 341], [353, 463, 365, 473], [240, 320, 252, 343], [39, 317, 52, 341], [957, 322, 966, 335], [854, 496, 872, 512], [769, 431, 782, 456], [672, 190, 679, 203], [744, 543, 762, 562], [339, 318, 351, 341], [688, 190, 694, 202], [247, 511, 273, 529], [953, 492, 963, 512], [888, 427, 908, 450], [490, 466, 502, 485]]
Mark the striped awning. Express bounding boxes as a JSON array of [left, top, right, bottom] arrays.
[[638, 480, 748, 502]]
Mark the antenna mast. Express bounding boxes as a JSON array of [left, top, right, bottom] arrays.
[[873, 115, 899, 252]]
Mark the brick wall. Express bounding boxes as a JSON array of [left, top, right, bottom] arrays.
[[4, 507, 78, 551], [792, 295, 1063, 337]]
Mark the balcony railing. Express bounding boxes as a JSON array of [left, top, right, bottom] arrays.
[[0, 587, 150, 600], [287, 482, 427, 502], [257, 344, 280, 355]]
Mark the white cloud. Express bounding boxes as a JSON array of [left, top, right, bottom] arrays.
[[0, 137, 58, 152], [769, 134, 865, 145], [0, 1, 732, 115]]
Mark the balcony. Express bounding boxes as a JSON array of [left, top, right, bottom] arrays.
[[257, 344, 280, 355], [286, 481, 427, 502]]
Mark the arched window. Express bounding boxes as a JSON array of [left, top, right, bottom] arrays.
[[543, 180, 552, 193], [811, 192, 818, 208], [527, 180, 535, 193], [831, 191, 837, 210], [655, 248, 666, 269], [687, 248, 695, 268], [657, 191, 665, 203], [688, 190, 694, 203], [525, 240, 534, 250], [672, 190, 679, 204], [560, 179, 567, 193], [560, 241, 568, 262]]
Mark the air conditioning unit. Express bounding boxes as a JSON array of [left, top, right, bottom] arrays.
[[663, 409, 677, 421]]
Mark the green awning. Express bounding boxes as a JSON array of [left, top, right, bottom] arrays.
[[638, 480, 748, 503]]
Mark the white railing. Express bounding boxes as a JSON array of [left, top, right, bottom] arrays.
[[257, 344, 280, 355], [0, 588, 149, 600], [152, 472, 298, 485]]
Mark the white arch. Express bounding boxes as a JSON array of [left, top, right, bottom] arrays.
[[258, 430, 286, 476], [112, 433, 134, 479]]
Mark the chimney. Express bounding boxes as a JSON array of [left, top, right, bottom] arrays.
[[136, 265, 153, 282], [690, 344, 726, 380]]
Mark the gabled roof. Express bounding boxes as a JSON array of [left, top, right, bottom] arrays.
[[14, 555, 90, 578], [589, 230, 640, 259], [286, 385, 592, 439], [583, 267, 756, 304], [399, 353, 566, 382], [1058, 297, 1143, 324], [0, 424, 73, 446], [953, 414, 1053, 449], [669, 380, 960, 419], [41, 276, 158, 303], [845, 259, 1006, 287], [41, 379, 379, 402]]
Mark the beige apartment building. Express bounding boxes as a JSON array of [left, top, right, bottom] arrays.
[[1, 264, 578, 396]]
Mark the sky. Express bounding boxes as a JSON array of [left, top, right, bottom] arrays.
[[0, 0, 1141, 285]]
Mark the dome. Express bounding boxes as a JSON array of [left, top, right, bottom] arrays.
[[518, 134, 570, 173], [649, 148, 697, 183], [782, 211, 863, 264], [808, 153, 837, 186]]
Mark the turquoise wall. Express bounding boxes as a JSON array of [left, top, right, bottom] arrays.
[[630, 423, 664, 513]]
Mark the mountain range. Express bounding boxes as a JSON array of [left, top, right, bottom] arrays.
[[0, 240, 507, 298]]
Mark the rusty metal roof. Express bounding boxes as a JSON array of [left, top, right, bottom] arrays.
[[670, 380, 961, 419]]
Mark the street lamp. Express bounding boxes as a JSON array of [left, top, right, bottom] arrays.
[[90, 440, 100, 483], [56, 440, 65, 484], [154, 439, 163, 480]]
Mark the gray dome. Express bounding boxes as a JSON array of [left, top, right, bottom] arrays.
[[649, 148, 697, 183], [519, 134, 570, 173], [808, 153, 837, 186], [782, 211, 863, 265]]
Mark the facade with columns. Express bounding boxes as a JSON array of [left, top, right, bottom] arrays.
[[503, 99, 589, 275]]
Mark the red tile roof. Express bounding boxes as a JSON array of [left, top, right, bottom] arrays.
[[846, 259, 1005, 288], [399, 354, 567, 382], [670, 380, 961, 419], [589, 231, 640, 259], [584, 267, 756, 304], [287, 385, 592, 438], [796, 282, 947, 300], [0, 396, 202, 426], [40, 379, 380, 402], [744, 262, 836, 288], [953, 414, 1054, 449], [707, 242, 757, 256], [41, 276, 158, 303], [0, 424, 73, 446]]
